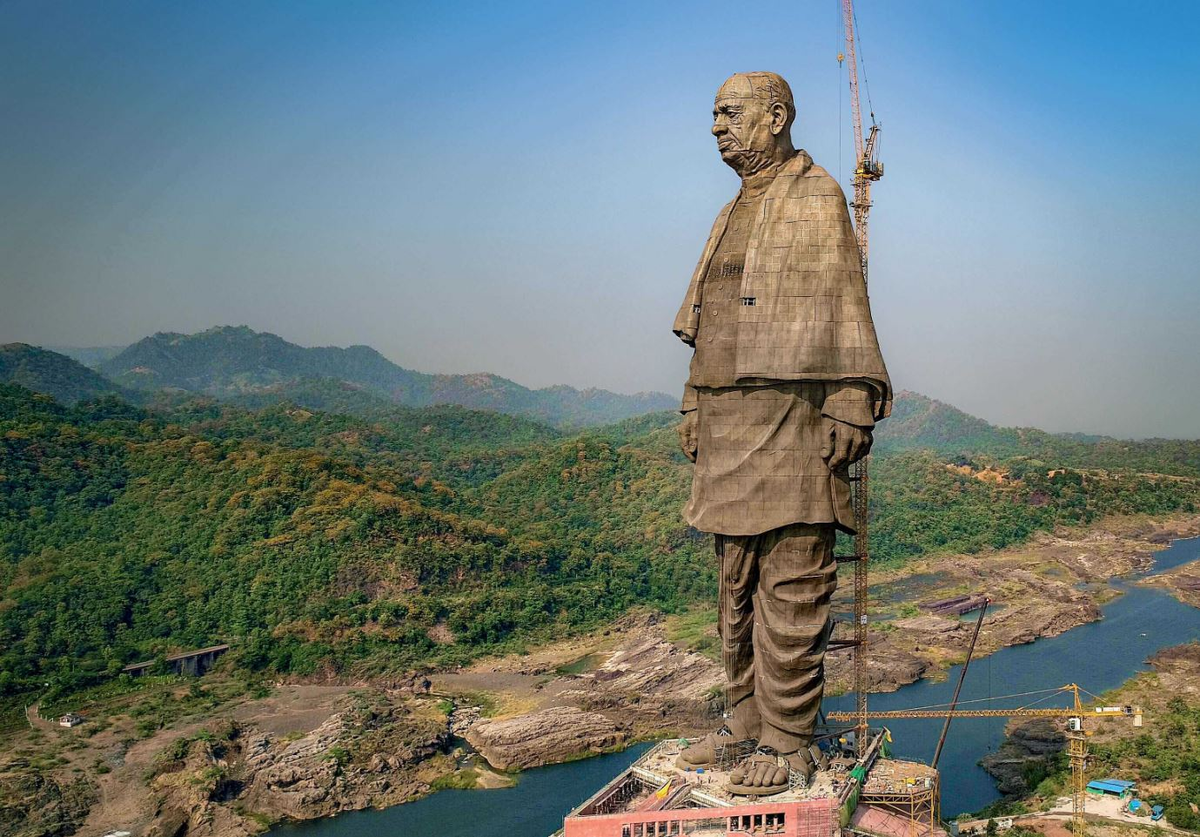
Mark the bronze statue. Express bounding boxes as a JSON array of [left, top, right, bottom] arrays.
[[673, 72, 890, 794]]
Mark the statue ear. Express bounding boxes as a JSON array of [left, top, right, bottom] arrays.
[[770, 102, 789, 136]]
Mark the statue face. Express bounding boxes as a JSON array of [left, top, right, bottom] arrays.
[[712, 75, 780, 176]]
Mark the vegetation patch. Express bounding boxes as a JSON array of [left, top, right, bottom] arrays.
[[430, 767, 479, 791], [665, 607, 719, 660], [2, 382, 1199, 711]]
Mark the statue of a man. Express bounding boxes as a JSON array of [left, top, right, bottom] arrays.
[[673, 72, 890, 794]]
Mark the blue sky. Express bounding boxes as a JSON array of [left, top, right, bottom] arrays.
[[1, 1, 1198, 437]]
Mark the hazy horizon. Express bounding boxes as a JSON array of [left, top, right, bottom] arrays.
[[18, 322, 1180, 443], [3, 1, 1199, 438]]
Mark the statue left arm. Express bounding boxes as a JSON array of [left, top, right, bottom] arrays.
[[820, 382, 876, 470], [677, 383, 699, 462]]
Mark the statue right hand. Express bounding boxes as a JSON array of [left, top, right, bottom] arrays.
[[678, 412, 699, 462]]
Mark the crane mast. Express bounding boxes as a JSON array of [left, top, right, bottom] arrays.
[[841, 0, 883, 275], [834, 12, 1144, 837], [840, 0, 884, 759]]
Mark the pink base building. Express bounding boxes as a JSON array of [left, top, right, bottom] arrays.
[[558, 734, 943, 837]]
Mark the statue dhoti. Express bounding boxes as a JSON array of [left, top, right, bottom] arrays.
[[673, 72, 890, 794]]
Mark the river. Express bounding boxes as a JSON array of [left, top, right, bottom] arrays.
[[275, 535, 1200, 836]]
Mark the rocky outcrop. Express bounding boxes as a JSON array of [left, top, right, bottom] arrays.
[[557, 628, 724, 728], [237, 715, 346, 819], [1148, 642, 1200, 695], [987, 599, 1102, 646], [589, 634, 721, 702], [0, 772, 96, 837], [828, 644, 930, 695], [465, 707, 626, 771], [140, 693, 452, 836], [1145, 561, 1200, 610], [449, 705, 483, 736], [979, 718, 1065, 796]]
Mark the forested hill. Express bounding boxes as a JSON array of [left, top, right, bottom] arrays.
[[97, 326, 676, 428], [0, 343, 128, 405], [3, 381, 1199, 700], [876, 390, 1200, 476]]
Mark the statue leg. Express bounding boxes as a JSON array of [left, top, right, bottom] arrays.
[[677, 533, 760, 768], [718, 532, 762, 733], [730, 522, 836, 790]]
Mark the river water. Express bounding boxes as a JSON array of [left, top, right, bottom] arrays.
[[275, 536, 1200, 836]]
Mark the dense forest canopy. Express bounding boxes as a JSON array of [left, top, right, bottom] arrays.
[[2, 347, 1200, 701], [2, 382, 1198, 699]]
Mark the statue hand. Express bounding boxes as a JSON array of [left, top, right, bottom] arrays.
[[678, 412, 699, 463], [821, 418, 872, 470]]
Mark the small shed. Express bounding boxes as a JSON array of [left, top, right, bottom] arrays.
[[1086, 779, 1135, 798], [58, 713, 84, 728]]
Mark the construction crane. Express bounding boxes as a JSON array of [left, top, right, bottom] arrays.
[[835, 0, 884, 760], [828, 684, 1144, 837], [840, 0, 884, 273]]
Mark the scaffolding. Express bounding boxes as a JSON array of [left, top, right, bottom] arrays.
[[856, 763, 941, 837]]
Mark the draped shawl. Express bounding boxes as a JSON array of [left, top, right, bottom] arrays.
[[673, 150, 892, 420]]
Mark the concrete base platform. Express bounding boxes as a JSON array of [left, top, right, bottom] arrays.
[[558, 733, 943, 837]]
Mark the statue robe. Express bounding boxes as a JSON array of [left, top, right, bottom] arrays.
[[675, 150, 891, 536]]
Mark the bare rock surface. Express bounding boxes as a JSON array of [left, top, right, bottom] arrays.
[[1144, 558, 1200, 609], [557, 622, 724, 727], [465, 706, 626, 771], [449, 705, 484, 736], [72, 687, 453, 837], [893, 615, 962, 634], [0, 772, 95, 837], [1148, 641, 1200, 696], [979, 717, 1065, 796], [986, 599, 1101, 646]]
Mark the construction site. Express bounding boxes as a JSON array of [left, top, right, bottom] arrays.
[[561, 728, 941, 837]]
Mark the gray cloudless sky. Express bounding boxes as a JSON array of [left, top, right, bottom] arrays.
[[2, 1, 1199, 438]]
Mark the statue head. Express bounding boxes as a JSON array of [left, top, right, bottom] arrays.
[[712, 72, 796, 177]]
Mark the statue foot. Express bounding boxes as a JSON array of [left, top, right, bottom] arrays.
[[675, 715, 756, 769], [725, 747, 815, 796]]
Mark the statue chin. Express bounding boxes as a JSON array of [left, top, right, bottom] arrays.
[[722, 148, 773, 177]]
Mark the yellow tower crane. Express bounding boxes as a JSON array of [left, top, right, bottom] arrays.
[[833, 9, 1138, 837], [828, 684, 1143, 837], [836, 0, 885, 760], [840, 0, 884, 272]]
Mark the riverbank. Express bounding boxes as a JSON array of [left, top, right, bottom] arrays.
[[977, 640, 1200, 833], [4, 514, 1199, 837], [438, 513, 1200, 768], [831, 514, 1200, 694], [0, 683, 469, 837], [274, 529, 1200, 833]]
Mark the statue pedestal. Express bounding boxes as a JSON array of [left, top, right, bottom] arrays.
[[557, 732, 945, 837]]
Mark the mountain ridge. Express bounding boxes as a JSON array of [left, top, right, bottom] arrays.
[[0, 343, 128, 405], [46, 344, 126, 368], [98, 325, 676, 428], [19, 329, 1197, 451]]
